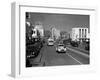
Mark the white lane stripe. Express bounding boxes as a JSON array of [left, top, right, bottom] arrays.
[[66, 47, 89, 58], [66, 53, 83, 65]]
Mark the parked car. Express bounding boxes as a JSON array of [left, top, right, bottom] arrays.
[[26, 42, 42, 58], [85, 41, 90, 51], [26, 58, 32, 67], [70, 41, 79, 47], [26, 37, 43, 67], [63, 39, 71, 45], [56, 44, 67, 53]]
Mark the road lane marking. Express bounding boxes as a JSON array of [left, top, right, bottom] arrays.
[[66, 53, 83, 65], [66, 47, 89, 58]]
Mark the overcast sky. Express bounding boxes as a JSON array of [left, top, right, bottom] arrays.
[[27, 12, 89, 33]]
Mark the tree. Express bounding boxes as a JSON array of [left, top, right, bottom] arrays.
[[60, 31, 69, 40], [26, 12, 30, 19], [44, 30, 52, 39]]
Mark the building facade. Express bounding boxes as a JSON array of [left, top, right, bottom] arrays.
[[35, 24, 44, 38], [71, 28, 89, 42], [31, 22, 44, 38], [31, 28, 37, 38], [51, 27, 60, 40]]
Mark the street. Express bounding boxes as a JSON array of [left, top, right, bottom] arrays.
[[31, 44, 89, 66]]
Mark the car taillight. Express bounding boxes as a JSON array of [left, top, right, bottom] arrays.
[[32, 52, 34, 55], [27, 55, 30, 58]]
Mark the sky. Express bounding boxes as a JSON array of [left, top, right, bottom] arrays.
[[27, 12, 89, 33]]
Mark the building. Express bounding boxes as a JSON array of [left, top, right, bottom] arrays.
[[31, 22, 44, 39], [35, 25, 44, 37], [34, 22, 44, 38], [51, 27, 60, 40], [71, 28, 89, 42], [31, 28, 37, 38]]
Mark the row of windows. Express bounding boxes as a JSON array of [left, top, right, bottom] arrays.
[[79, 29, 87, 38]]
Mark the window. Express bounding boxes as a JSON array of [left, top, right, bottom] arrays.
[[79, 29, 81, 38], [82, 29, 84, 38], [85, 29, 87, 38]]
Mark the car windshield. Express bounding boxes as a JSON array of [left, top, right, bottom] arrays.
[[49, 41, 53, 42], [58, 44, 64, 46]]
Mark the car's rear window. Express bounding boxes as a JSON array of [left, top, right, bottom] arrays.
[[58, 44, 64, 46], [49, 41, 53, 42]]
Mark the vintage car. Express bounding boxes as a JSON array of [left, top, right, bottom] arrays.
[[70, 41, 79, 47], [56, 44, 67, 53], [47, 38, 54, 46]]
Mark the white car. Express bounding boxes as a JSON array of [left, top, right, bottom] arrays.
[[47, 38, 54, 46], [56, 44, 67, 53]]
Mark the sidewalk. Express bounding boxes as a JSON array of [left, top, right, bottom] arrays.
[[29, 45, 46, 66]]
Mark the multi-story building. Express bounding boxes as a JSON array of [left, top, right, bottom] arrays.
[[71, 28, 89, 42], [31, 28, 37, 38], [35, 24, 44, 38], [31, 22, 44, 38]]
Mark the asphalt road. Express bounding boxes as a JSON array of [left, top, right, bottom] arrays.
[[36, 44, 90, 66]]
